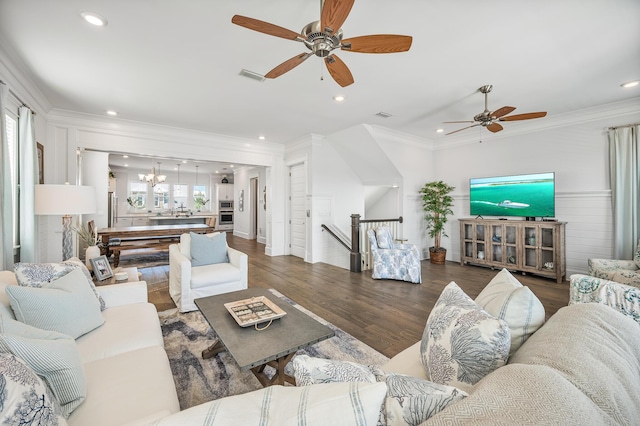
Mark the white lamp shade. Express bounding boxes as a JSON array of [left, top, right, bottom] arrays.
[[35, 184, 97, 215]]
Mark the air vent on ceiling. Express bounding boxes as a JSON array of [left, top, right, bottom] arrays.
[[375, 112, 392, 118], [239, 69, 266, 82]]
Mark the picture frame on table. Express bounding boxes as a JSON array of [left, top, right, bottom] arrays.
[[91, 255, 113, 281]]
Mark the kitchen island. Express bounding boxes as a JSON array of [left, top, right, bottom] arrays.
[[148, 215, 212, 225]]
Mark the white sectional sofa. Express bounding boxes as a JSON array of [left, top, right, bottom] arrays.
[[0, 269, 180, 426]]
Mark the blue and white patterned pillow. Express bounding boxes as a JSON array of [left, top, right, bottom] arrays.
[[0, 353, 67, 425], [420, 281, 510, 393], [14, 258, 106, 311], [376, 227, 395, 249]]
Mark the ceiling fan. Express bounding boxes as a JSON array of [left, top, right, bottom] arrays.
[[444, 85, 547, 135], [231, 0, 412, 87]]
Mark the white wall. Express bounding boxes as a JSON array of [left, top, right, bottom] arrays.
[[432, 104, 640, 276], [232, 166, 266, 242]]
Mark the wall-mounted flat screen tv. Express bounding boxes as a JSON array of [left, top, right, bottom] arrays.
[[469, 172, 555, 218]]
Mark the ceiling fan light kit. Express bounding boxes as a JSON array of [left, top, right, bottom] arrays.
[[444, 84, 547, 135], [232, 0, 412, 87]]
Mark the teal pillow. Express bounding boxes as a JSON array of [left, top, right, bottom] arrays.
[[6, 268, 104, 339], [0, 316, 87, 417], [190, 232, 229, 267]]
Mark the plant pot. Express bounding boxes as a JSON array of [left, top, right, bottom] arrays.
[[429, 247, 447, 265], [85, 245, 101, 271]]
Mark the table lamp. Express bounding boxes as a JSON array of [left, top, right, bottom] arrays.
[[35, 184, 97, 261]]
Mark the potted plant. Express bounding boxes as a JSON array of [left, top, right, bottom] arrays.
[[73, 220, 101, 270], [420, 181, 455, 264]]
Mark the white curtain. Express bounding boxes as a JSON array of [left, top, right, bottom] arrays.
[[18, 106, 37, 262], [608, 125, 640, 259], [0, 84, 13, 270]]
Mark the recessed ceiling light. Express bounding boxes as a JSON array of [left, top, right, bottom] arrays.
[[229, 165, 234, 168], [621, 80, 639, 88], [122, 155, 128, 158], [333, 95, 345, 102], [123, 164, 128, 167], [258, 136, 265, 140], [106, 110, 117, 116], [81, 11, 108, 27], [182, 160, 187, 163], [215, 171, 219, 174], [436, 128, 444, 133]]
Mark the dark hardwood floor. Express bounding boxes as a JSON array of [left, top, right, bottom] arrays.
[[149, 234, 570, 359], [227, 234, 569, 357]]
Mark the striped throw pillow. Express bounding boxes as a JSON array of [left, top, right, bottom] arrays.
[[0, 317, 86, 417]]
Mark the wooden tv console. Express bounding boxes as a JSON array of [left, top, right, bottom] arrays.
[[459, 218, 566, 283]]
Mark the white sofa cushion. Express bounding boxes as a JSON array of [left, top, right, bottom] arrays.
[[0, 353, 68, 425], [0, 317, 87, 417], [68, 346, 180, 426], [7, 268, 104, 339], [152, 381, 387, 426], [75, 302, 164, 363], [190, 262, 241, 289], [382, 341, 427, 380], [420, 281, 510, 393], [0, 273, 17, 319], [475, 268, 545, 356]]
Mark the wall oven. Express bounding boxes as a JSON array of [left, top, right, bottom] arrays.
[[219, 211, 233, 225]]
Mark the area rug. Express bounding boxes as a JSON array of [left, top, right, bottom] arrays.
[[159, 289, 389, 410], [115, 249, 169, 268]]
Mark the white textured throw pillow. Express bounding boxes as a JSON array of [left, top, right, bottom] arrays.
[[0, 317, 87, 417], [292, 354, 377, 385], [420, 281, 510, 393], [151, 382, 387, 426], [7, 268, 104, 339], [475, 268, 545, 356]]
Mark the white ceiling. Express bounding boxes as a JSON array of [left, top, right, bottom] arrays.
[[1, 0, 639, 157]]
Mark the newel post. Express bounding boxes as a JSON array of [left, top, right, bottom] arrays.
[[350, 214, 361, 272]]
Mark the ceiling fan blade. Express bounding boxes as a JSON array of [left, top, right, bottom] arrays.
[[487, 123, 503, 133], [446, 124, 481, 135], [443, 120, 476, 124], [341, 35, 413, 53], [265, 53, 312, 79], [232, 15, 302, 41], [491, 106, 516, 119], [321, 0, 355, 35], [500, 112, 547, 121], [325, 54, 354, 87]]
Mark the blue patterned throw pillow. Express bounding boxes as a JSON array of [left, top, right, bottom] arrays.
[[0, 353, 68, 425], [420, 281, 510, 393], [376, 227, 395, 249]]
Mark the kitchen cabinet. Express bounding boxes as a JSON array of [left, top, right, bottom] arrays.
[[216, 184, 234, 201]]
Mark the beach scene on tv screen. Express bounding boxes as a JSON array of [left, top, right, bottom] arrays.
[[470, 173, 555, 217]]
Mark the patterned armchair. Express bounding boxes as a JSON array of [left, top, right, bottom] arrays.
[[367, 227, 422, 284], [588, 241, 640, 288], [569, 274, 640, 325]]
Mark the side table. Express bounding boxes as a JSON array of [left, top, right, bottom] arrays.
[[93, 266, 140, 286]]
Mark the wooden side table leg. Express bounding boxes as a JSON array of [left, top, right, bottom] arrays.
[[202, 339, 226, 359], [250, 353, 296, 387], [113, 251, 120, 268]]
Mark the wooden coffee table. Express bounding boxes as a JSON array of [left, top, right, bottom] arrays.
[[194, 288, 334, 387]]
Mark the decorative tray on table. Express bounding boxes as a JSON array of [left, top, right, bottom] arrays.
[[224, 296, 287, 327]]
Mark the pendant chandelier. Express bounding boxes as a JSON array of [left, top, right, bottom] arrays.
[[138, 161, 166, 187]]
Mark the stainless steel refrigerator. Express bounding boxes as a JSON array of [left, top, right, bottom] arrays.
[[107, 192, 117, 227]]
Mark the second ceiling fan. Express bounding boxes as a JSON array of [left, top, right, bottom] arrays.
[[232, 0, 412, 87], [445, 85, 547, 135]]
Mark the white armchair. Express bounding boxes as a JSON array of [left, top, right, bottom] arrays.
[[169, 232, 248, 312]]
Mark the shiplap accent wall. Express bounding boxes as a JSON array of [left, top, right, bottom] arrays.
[[446, 191, 612, 277]]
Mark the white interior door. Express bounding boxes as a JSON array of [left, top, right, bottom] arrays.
[[289, 163, 306, 259]]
